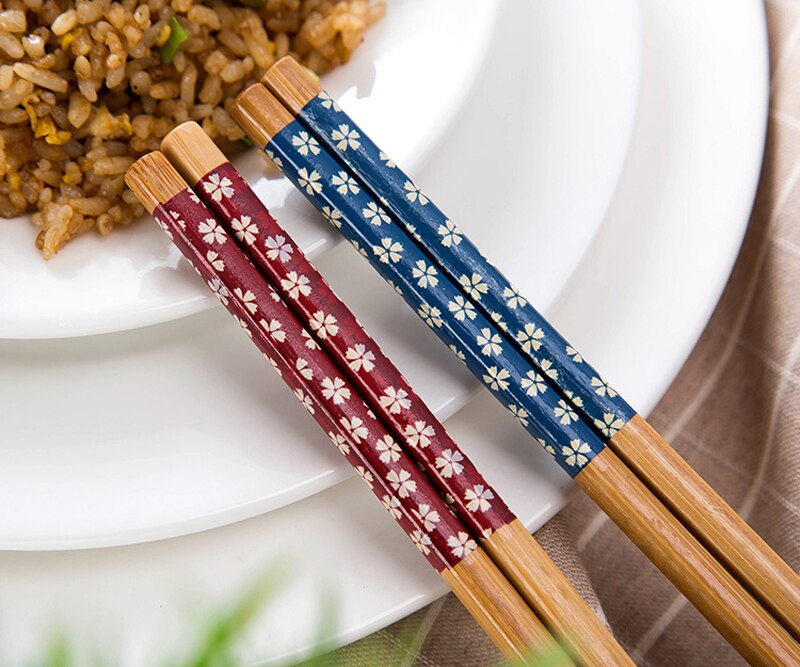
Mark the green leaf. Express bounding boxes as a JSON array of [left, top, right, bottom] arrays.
[[160, 16, 189, 64]]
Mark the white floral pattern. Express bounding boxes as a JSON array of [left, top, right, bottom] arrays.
[[373, 237, 403, 264], [379, 386, 411, 414], [332, 170, 360, 195], [362, 201, 390, 226], [203, 172, 233, 201], [386, 469, 416, 498], [562, 440, 592, 468], [459, 273, 488, 300], [516, 324, 544, 353], [233, 287, 257, 314], [231, 215, 258, 246], [308, 311, 339, 338], [297, 167, 323, 195], [437, 219, 462, 247], [331, 124, 361, 151], [435, 449, 464, 478], [375, 435, 401, 463], [412, 260, 438, 288], [448, 532, 477, 558], [265, 235, 293, 262], [418, 303, 443, 328], [281, 271, 311, 299], [292, 131, 320, 156], [404, 420, 435, 448], [447, 295, 476, 321], [403, 180, 429, 205], [521, 370, 547, 397], [199, 218, 226, 245], [345, 344, 375, 372], [321, 376, 350, 404], [464, 485, 494, 512]]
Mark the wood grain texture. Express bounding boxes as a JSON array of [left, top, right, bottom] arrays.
[[577, 447, 800, 666], [611, 415, 800, 640], [485, 520, 633, 667], [231, 83, 294, 149], [261, 55, 320, 113], [442, 546, 573, 666], [124, 152, 185, 214], [161, 121, 227, 185]]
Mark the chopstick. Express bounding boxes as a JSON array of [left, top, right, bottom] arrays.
[[161, 121, 633, 667], [261, 56, 800, 641], [231, 83, 800, 666], [125, 151, 570, 666]]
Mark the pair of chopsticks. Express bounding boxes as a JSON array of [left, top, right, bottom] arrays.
[[126, 124, 634, 665], [230, 56, 800, 666]]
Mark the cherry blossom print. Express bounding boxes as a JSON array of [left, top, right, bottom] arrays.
[[154, 214, 174, 240], [437, 219, 462, 247], [476, 328, 502, 356], [297, 167, 323, 195], [295, 358, 313, 380], [448, 295, 476, 322], [458, 273, 489, 300], [410, 530, 432, 555], [331, 124, 361, 151], [591, 376, 618, 398], [264, 147, 283, 168], [198, 218, 226, 245], [265, 235, 293, 262], [521, 370, 547, 397], [379, 386, 411, 414], [203, 172, 233, 202], [351, 239, 369, 257], [404, 420, 435, 448], [403, 180, 429, 205], [362, 201, 391, 226], [233, 288, 257, 314], [566, 346, 583, 363], [387, 280, 404, 296], [207, 277, 229, 305], [483, 366, 510, 392], [448, 532, 477, 558], [345, 344, 375, 372], [231, 215, 258, 246], [379, 151, 396, 168], [539, 358, 559, 380], [386, 469, 416, 498], [490, 311, 508, 332], [169, 209, 186, 229], [554, 399, 578, 425], [418, 303, 443, 328], [331, 170, 360, 195], [264, 354, 282, 377], [308, 311, 339, 338], [321, 376, 350, 405], [292, 131, 321, 156], [413, 504, 441, 532], [465, 485, 494, 512], [595, 412, 625, 438], [375, 435, 401, 463], [435, 449, 464, 478], [564, 390, 584, 410], [412, 260, 438, 288], [301, 329, 320, 350], [206, 250, 225, 271], [187, 190, 200, 204], [562, 440, 592, 468], [293, 388, 315, 415], [321, 205, 343, 228], [317, 91, 341, 111], [355, 465, 374, 488], [516, 324, 544, 353], [260, 318, 286, 342], [503, 285, 527, 309], [381, 494, 401, 519], [281, 271, 312, 300], [508, 404, 529, 427], [373, 237, 403, 264], [340, 416, 368, 443]]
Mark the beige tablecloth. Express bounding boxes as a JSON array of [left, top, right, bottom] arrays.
[[333, 2, 798, 664]]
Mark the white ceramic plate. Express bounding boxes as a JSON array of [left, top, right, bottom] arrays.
[[0, 0, 641, 549], [0, 0, 766, 662], [0, 2, 767, 661], [0, 0, 500, 340]]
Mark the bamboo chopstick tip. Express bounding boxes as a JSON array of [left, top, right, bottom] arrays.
[[161, 121, 227, 185], [231, 83, 295, 149], [261, 56, 321, 111], [125, 151, 186, 213]]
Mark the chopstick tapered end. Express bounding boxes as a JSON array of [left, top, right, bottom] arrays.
[[125, 151, 187, 214], [162, 121, 227, 186], [231, 83, 295, 150], [261, 55, 321, 113]]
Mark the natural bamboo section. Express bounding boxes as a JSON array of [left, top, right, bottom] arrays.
[[612, 415, 800, 639], [485, 520, 633, 666], [124, 152, 185, 214], [443, 547, 573, 666], [578, 447, 800, 667]]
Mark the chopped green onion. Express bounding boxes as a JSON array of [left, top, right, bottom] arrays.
[[160, 16, 188, 64], [239, 136, 255, 148]]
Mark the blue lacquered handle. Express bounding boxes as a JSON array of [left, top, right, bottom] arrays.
[[295, 92, 637, 439], [266, 121, 607, 476]]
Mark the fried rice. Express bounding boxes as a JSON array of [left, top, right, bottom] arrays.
[[0, 0, 383, 258]]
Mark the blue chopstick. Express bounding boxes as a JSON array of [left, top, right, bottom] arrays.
[[265, 70, 637, 442]]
